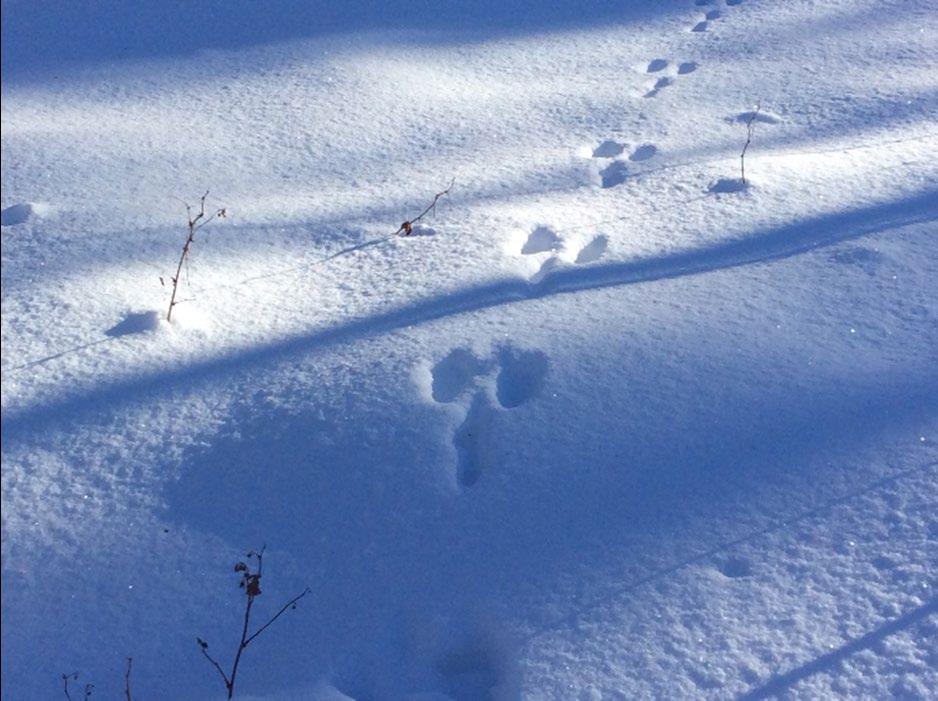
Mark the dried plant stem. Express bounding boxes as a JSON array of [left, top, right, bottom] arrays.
[[166, 192, 226, 322], [741, 102, 761, 184], [198, 546, 310, 699], [124, 658, 133, 701], [394, 179, 455, 236], [62, 673, 77, 701]]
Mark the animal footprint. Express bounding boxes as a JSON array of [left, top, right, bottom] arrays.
[[678, 61, 699, 75], [591, 140, 658, 187], [574, 235, 608, 264], [600, 160, 629, 188], [691, 20, 709, 32], [517, 225, 609, 284], [1, 203, 36, 226], [718, 556, 754, 579], [496, 346, 549, 409], [454, 394, 498, 487], [521, 226, 562, 254], [427, 345, 549, 488], [647, 58, 669, 73], [592, 140, 625, 158], [629, 144, 658, 162], [431, 348, 491, 403], [644, 75, 674, 98]]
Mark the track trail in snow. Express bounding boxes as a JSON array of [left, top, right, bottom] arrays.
[[428, 345, 549, 487], [6, 188, 935, 437]]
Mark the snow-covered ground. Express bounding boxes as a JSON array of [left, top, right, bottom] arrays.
[[2, 0, 936, 698]]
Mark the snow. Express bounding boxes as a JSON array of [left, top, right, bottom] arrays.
[[2, 0, 937, 699]]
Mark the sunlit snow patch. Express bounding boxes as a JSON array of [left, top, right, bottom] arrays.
[[165, 303, 212, 334]]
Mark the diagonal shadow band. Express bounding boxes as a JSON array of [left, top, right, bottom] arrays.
[[738, 597, 938, 700], [3, 190, 936, 438]]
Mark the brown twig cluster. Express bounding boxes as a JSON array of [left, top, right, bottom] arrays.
[[164, 191, 226, 322], [60, 659, 133, 700], [197, 546, 310, 699], [393, 179, 455, 236], [61, 672, 93, 700], [740, 102, 762, 185]]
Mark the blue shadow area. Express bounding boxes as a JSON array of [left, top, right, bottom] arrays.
[[2, 0, 679, 82], [160, 362, 938, 696], [3, 188, 936, 438]]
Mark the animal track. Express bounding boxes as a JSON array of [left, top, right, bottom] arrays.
[[691, 20, 709, 32], [517, 225, 609, 285], [436, 640, 507, 698], [431, 348, 491, 402], [590, 139, 659, 188], [496, 346, 549, 409], [1, 203, 35, 226], [521, 226, 562, 254], [574, 235, 608, 264], [454, 394, 498, 487], [644, 75, 674, 98], [428, 345, 549, 488], [718, 557, 754, 579], [592, 140, 625, 158], [629, 144, 658, 162], [636, 56, 699, 96], [600, 160, 629, 188]]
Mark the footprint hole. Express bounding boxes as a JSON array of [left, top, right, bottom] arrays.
[[522, 226, 562, 255], [496, 347, 548, 409], [575, 235, 608, 265], [629, 144, 658, 162], [592, 140, 625, 158], [432, 349, 488, 403], [719, 557, 753, 579]]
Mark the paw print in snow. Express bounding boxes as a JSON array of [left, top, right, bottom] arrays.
[[424, 345, 549, 488]]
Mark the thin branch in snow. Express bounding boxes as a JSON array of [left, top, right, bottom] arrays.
[[166, 191, 226, 322], [62, 672, 79, 701], [124, 658, 134, 701], [741, 101, 761, 184], [394, 179, 455, 236], [197, 546, 310, 699]]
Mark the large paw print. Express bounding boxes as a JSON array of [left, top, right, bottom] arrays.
[[517, 225, 608, 284], [590, 138, 660, 188], [427, 345, 548, 488]]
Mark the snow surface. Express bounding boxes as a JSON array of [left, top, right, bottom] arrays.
[[2, 0, 937, 698]]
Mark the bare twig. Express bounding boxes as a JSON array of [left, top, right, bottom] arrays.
[[741, 102, 761, 185], [62, 672, 79, 701], [197, 639, 232, 689], [166, 191, 226, 322], [124, 658, 133, 701], [393, 179, 455, 236], [197, 546, 310, 699], [243, 587, 312, 648]]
